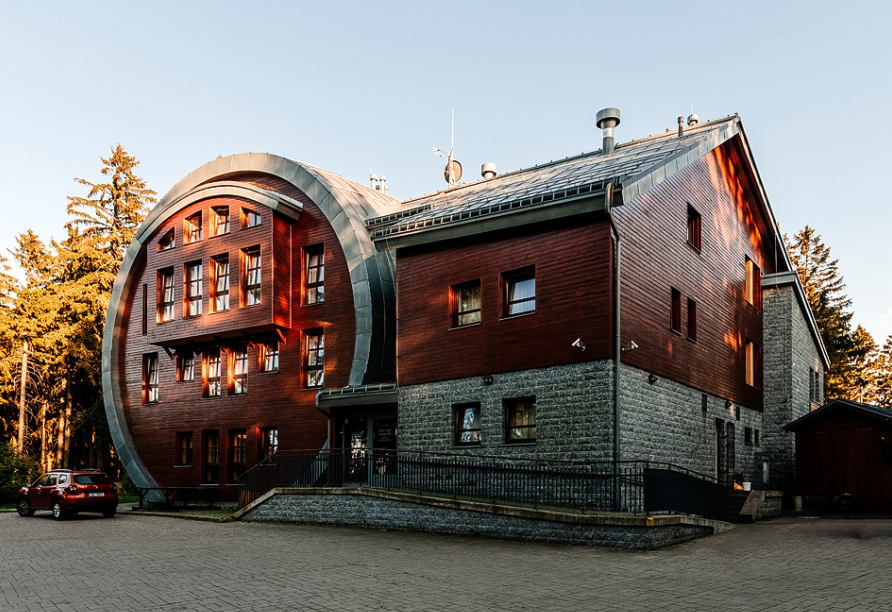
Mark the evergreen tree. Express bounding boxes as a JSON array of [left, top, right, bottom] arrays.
[[873, 335, 892, 408], [786, 226, 855, 400], [849, 325, 877, 403]]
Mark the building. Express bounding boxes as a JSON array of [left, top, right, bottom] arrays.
[[103, 109, 828, 503], [785, 398, 892, 512]]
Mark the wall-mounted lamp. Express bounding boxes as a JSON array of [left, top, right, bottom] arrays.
[[572, 338, 586, 352], [621, 340, 639, 353], [482, 374, 494, 385], [648, 374, 658, 384]]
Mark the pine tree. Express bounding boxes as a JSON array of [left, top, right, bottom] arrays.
[[848, 325, 877, 403], [873, 335, 892, 408], [786, 226, 855, 400]]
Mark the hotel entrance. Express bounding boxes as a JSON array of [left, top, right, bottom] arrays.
[[340, 413, 397, 486]]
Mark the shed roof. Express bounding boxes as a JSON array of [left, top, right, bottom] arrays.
[[784, 398, 892, 432]]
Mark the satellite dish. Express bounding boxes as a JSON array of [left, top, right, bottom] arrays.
[[444, 159, 462, 185]]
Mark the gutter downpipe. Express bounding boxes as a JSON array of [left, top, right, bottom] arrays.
[[603, 181, 622, 511]]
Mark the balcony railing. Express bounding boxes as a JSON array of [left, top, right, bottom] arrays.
[[237, 449, 725, 519]]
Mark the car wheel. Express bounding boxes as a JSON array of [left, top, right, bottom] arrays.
[[102, 507, 116, 518], [51, 500, 66, 521], [16, 498, 35, 517]]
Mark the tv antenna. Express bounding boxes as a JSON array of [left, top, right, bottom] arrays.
[[433, 109, 462, 186]]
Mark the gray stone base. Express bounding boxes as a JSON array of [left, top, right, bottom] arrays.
[[238, 488, 721, 550]]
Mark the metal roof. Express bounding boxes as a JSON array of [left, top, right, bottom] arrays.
[[366, 116, 740, 240], [784, 398, 892, 432]]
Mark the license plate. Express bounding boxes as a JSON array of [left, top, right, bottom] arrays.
[[88, 492, 105, 498]]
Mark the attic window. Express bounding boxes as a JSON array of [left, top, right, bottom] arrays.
[[158, 230, 175, 251]]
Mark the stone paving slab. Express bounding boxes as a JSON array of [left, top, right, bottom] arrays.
[[1, 511, 892, 611]]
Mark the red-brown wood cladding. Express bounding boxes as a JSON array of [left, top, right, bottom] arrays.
[[396, 218, 614, 386], [794, 409, 892, 512], [118, 173, 355, 499], [612, 144, 771, 410]]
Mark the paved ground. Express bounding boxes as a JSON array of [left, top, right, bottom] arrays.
[[2, 508, 892, 612]]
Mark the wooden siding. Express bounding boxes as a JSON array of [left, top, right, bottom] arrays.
[[118, 173, 355, 499], [613, 144, 771, 410], [395, 218, 614, 386]]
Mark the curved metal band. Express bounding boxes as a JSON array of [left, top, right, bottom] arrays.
[[102, 153, 397, 488]]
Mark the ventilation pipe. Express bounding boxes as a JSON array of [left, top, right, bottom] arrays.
[[379, 176, 388, 195], [481, 162, 497, 180], [687, 113, 699, 126], [596, 108, 621, 155], [678, 116, 684, 137], [370, 173, 379, 190]]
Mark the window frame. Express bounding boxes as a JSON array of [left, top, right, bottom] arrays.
[[157, 268, 175, 323], [260, 427, 278, 460], [502, 266, 536, 318], [177, 350, 194, 382], [229, 429, 247, 483], [203, 430, 220, 484], [176, 432, 193, 466], [231, 343, 248, 395], [241, 208, 262, 228], [143, 353, 160, 404], [242, 247, 262, 307], [304, 245, 325, 305], [184, 261, 203, 318], [671, 288, 682, 333], [211, 206, 230, 237], [687, 204, 702, 251], [184, 212, 203, 244], [504, 397, 537, 444], [259, 339, 279, 373], [745, 258, 762, 310], [451, 280, 482, 328], [453, 402, 482, 446], [210, 254, 230, 313], [204, 347, 222, 398], [304, 330, 324, 388], [158, 229, 175, 251], [687, 298, 697, 342]]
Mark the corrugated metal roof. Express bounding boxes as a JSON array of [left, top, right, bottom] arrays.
[[785, 398, 892, 431], [367, 116, 739, 238]]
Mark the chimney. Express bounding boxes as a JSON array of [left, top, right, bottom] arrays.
[[370, 173, 379, 190], [678, 116, 684, 137], [379, 176, 388, 195], [687, 113, 699, 126], [481, 162, 497, 180], [596, 108, 621, 155]]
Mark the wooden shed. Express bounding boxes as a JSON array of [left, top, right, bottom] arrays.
[[785, 399, 892, 512]]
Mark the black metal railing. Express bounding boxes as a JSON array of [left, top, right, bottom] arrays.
[[238, 448, 720, 517]]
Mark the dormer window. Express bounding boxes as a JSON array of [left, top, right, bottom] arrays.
[[211, 206, 230, 237], [158, 230, 175, 251], [184, 213, 203, 244], [242, 208, 262, 228]]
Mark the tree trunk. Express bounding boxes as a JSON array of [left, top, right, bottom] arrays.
[[16, 342, 28, 454], [39, 401, 46, 471], [62, 368, 72, 467]]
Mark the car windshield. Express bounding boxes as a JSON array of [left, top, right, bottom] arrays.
[[31, 475, 49, 487], [73, 474, 110, 485]]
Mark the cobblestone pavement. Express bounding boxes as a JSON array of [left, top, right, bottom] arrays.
[[2, 509, 892, 611]]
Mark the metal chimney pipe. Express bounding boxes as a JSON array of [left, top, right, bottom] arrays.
[[596, 108, 621, 155], [379, 176, 388, 195], [481, 162, 497, 179], [678, 116, 684, 137], [687, 113, 699, 126], [370, 173, 379, 190]]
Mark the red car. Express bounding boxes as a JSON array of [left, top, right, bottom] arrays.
[[17, 469, 119, 520]]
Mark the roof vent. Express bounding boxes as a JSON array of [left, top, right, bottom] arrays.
[[370, 173, 379, 190], [596, 108, 621, 155], [379, 176, 388, 195], [687, 113, 699, 126], [481, 162, 497, 180], [678, 116, 684, 137]]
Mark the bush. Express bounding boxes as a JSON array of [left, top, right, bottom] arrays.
[[118, 467, 138, 496], [0, 443, 41, 503]]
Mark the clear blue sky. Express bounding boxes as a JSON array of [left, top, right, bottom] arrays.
[[1, 1, 890, 342]]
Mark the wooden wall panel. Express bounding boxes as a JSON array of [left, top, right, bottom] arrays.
[[118, 173, 356, 499], [614, 144, 772, 410], [395, 218, 614, 386]]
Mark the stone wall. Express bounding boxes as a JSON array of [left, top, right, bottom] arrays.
[[241, 490, 714, 550]]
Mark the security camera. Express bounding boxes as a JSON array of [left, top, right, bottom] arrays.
[[630, 341, 639, 350], [571, 338, 586, 351]]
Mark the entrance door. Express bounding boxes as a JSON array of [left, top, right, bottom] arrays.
[[370, 418, 397, 487], [343, 416, 369, 485], [340, 415, 398, 486]]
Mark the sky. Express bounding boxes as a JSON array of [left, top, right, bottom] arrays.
[[0, 1, 890, 341]]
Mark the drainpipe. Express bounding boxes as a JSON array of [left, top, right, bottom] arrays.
[[603, 181, 622, 511]]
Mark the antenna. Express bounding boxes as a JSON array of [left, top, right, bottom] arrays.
[[433, 109, 462, 186]]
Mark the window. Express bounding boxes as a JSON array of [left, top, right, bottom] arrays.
[[687, 205, 701, 250], [204, 347, 221, 398], [503, 267, 535, 317], [231, 343, 248, 395], [745, 258, 762, 309], [176, 432, 193, 465], [211, 255, 229, 312], [229, 429, 247, 483], [671, 288, 681, 333], [260, 428, 278, 460], [687, 298, 697, 341], [305, 330, 324, 388], [745, 427, 753, 446], [211, 206, 230, 237], [242, 208, 262, 228], [243, 247, 261, 306], [505, 398, 536, 443], [755, 430, 760, 446], [203, 431, 219, 484], [452, 280, 481, 327], [184, 213, 203, 244], [142, 284, 148, 335], [454, 403, 482, 446], [260, 339, 279, 373], [158, 268, 175, 322], [177, 351, 194, 382], [184, 262, 203, 317], [158, 229, 175, 251], [746, 340, 762, 388], [143, 354, 159, 404], [305, 246, 325, 305]]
